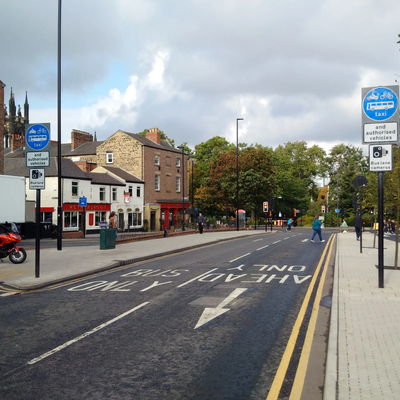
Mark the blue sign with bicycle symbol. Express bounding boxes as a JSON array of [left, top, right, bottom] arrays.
[[363, 87, 398, 121], [26, 124, 50, 150]]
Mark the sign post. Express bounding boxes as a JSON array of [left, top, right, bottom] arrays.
[[362, 86, 399, 288], [25, 123, 51, 278]]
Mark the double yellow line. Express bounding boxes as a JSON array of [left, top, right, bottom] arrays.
[[266, 234, 335, 400]]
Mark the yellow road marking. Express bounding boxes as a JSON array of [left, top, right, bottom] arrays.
[[266, 234, 334, 400], [289, 235, 335, 399]]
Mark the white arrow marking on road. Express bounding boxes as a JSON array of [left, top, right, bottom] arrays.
[[194, 288, 247, 329]]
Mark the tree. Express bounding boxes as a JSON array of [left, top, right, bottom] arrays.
[[137, 128, 175, 147]]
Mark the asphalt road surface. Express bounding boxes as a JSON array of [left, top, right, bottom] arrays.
[[1, 230, 335, 400]]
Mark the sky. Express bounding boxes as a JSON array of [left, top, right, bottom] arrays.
[[2, 0, 400, 154]]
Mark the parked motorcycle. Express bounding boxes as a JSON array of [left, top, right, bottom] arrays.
[[0, 222, 27, 264]]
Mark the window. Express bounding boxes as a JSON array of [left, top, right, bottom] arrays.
[[176, 176, 181, 192], [39, 212, 53, 223], [99, 187, 106, 201], [155, 174, 160, 191], [128, 186, 133, 196], [176, 158, 181, 167], [72, 181, 78, 197], [128, 212, 142, 227], [106, 153, 113, 164], [136, 186, 141, 197], [64, 211, 78, 228], [112, 188, 117, 201], [155, 154, 160, 165], [95, 211, 107, 226]]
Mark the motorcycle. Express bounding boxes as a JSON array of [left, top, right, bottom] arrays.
[[0, 222, 27, 264]]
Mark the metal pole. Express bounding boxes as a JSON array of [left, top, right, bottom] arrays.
[[337, 169, 339, 227], [182, 148, 185, 231], [378, 171, 384, 288], [57, 0, 63, 250], [35, 189, 41, 278], [236, 118, 243, 231]]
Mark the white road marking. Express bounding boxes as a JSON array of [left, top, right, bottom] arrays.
[[284, 237, 290, 240], [302, 239, 309, 242], [256, 245, 269, 251], [27, 302, 149, 365], [229, 253, 251, 263], [252, 239, 263, 242], [0, 292, 20, 297], [273, 240, 281, 244], [194, 288, 247, 329], [177, 268, 219, 287]]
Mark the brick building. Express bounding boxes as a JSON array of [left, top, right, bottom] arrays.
[[96, 128, 189, 231]]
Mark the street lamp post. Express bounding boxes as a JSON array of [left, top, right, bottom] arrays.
[[236, 118, 244, 231], [190, 159, 196, 209], [178, 146, 185, 231]]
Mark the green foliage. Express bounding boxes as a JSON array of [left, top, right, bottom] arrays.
[[137, 128, 175, 146]]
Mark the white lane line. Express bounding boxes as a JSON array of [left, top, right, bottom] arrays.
[[229, 253, 251, 263], [177, 268, 219, 287], [27, 302, 149, 365], [252, 239, 263, 242], [0, 292, 20, 297], [283, 237, 290, 240], [273, 240, 281, 244], [302, 239, 309, 242], [256, 245, 269, 251]]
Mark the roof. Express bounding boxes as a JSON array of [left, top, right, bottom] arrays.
[[4, 143, 73, 159], [122, 131, 183, 154], [86, 172, 125, 186], [62, 141, 103, 156], [100, 166, 144, 183], [5, 157, 91, 180]]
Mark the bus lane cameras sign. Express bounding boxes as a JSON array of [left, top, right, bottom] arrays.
[[25, 123, 51, 168], [369, 144, 392, 172], [362, 86, 399, 144]]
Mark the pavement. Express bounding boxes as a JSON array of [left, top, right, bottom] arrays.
[[1, 227, 400, 399]]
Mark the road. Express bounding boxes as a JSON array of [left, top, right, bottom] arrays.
[[1, 230, 335, 399]]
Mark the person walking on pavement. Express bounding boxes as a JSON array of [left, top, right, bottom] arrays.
[[354, 212, 362, 241], [286, 218, 292, 231], [197, 213, 205, 234], [311, 215, 325, 243]]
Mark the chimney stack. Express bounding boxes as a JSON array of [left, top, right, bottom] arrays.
[[71, 129, 93, 150], [146, 128, 161, 144]]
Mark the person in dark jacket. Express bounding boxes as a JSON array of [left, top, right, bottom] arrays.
[[354, 213, 363, 241], [197, 213, 204, 234]]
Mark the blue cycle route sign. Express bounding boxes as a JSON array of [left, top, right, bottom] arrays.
[[79, 197, 87, 207], [362, 87, 398, 122], [26, 124, 50, 151]]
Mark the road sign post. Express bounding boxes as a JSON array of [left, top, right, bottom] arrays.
[[362, 85, 399, 288], [25, 123, 51, 279]]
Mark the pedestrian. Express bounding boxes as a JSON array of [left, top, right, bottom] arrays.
[[391, 219, 396, 234], [108, 211, 116, 228], [99, 218, 108, 229], [384, 219, 388, 234], [286, 218, 292, 231], [311, 215, 325, 243], [354, 212, 362, 241], [331, 217, 335, 227], [205, 219, 210, 230], [197, 213, 205, 234]]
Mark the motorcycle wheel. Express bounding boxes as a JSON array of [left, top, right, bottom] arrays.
[[9, 248, 27, 264]]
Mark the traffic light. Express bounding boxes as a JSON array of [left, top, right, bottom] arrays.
[[322, 205, 326, 213], [263, 201, 268, 213]]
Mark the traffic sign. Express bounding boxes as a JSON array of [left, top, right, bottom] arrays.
[[369, 144, 392, 172], [29, 169, 45, 190], [363, 87, 398, 121], [335, 209, 341, 213], [25, 123, 50, 151], [362, 86, 399, 144], [79, 197, 87, 207], [26, 151, 50, 167]]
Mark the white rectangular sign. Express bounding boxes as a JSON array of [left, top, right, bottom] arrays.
[[29, 169, 45, 190], [26, 151, 50, 168], [369, 145, 392, 172], [363, 122, 398, 143]]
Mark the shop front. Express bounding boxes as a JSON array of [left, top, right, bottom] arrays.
[[157, 199, 190, 231], [63, 203, 111, 232]]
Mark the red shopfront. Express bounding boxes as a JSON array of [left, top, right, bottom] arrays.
[[157, 200, 190, 230], [63, 203, 111, 231]]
